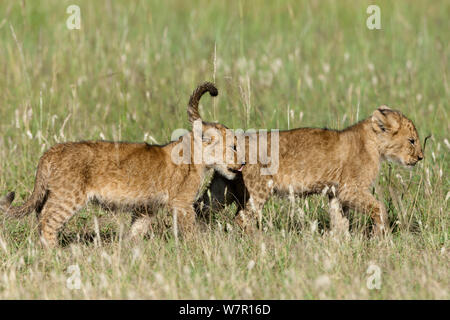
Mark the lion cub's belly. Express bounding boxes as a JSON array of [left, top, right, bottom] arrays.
[[274, 167, 339, 196], [88, 182, 169, 211]]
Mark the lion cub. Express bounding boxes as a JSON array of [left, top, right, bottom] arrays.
[[199, 106, 424, 235], [1, 82, 242, 247]]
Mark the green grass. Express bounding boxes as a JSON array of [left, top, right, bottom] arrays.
[[0, 0, 448, 299]]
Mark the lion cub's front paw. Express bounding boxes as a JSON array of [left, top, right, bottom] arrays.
[[234, 210, 257, 234], [371, 223, 390, 238]]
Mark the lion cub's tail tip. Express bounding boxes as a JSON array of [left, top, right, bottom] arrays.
[[194, 81, 218, 98], [188, 82, 219, 123], [204, 82, 219, 97], [6, 191, 15, 203], [0, 191, 15, 210]]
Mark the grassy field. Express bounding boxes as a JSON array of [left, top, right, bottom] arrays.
[[0, 0, 448, 299]]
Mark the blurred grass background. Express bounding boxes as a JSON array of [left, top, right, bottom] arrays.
[[0, 0, 448, 299]]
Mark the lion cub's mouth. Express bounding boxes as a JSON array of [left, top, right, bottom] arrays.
[[406, 160, 419, 167], [229, 163, 246, 173], [405, 161, 419, 169]]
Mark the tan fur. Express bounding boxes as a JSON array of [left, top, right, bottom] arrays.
[[0, 82, 242, 247], [199, 106, 424, 235]]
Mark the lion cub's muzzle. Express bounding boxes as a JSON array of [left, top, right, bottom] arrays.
[[229, 161, 246, 173], [407, 154, 424, 167]]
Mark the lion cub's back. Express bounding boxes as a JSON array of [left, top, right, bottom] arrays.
[[43, 140, 165, 182], [278, 128, 341, 162]]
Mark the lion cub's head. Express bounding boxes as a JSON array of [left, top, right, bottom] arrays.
[[195, 121, 244, 180], [371, 106, 424, 167]]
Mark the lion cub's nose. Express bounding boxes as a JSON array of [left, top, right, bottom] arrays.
[[417, 153, 424, 161]]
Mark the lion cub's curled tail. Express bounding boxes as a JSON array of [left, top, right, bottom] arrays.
[[187, 82, 218, 123]]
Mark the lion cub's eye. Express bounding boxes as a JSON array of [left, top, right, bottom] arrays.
[[408, 138, 415, 145]]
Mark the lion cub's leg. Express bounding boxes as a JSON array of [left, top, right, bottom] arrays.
[[234, 199, 265, 233], [129, 214, 153, 240], [39, 191, 87, 247], [234, 179, 273, 233], [171, 201, 197, 238], [328, 197, 350, 235], [338, 188, 388, 236]]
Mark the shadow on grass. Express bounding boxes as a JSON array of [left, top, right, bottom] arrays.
[[59, 230, 118, 247]]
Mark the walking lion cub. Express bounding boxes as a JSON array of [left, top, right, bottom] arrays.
[[1, 82, 242, 247], [198, 105, 424, 235]]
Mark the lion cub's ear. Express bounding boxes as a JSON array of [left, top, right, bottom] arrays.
[[378, 105, 392, 112], [371, 105, 400, 134]]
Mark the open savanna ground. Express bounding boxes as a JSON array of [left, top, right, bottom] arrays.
[[0, 0, 448, 299]]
